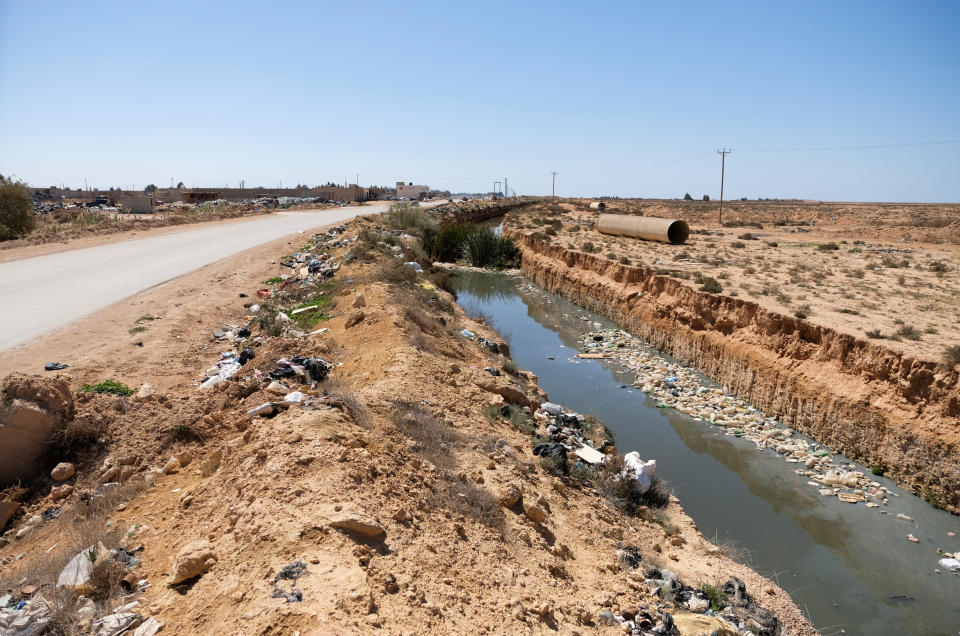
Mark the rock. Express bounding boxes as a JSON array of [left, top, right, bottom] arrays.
[[353, 293, 367, 308], [98, 466, 120, 484], [265, 381, 287, 395], [345, 310, 365, 329], [50, 484, 74, 501], [119, 465, 137, 482], [524, 503, 548, 524], [672, 614, 737, 636], [168, 540, 217, 585], [51, 462, 76, 481], [161, 457, 180, 474], [0, 374, 74, 485], [326, 506, 385, 537], [498, 482, 522, 507], [134, 384, 155, 401], [200, 448, 223, 477]]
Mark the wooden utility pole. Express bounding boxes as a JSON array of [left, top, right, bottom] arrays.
[[551, 171, 558, 198], [717, 149, 731, 225]]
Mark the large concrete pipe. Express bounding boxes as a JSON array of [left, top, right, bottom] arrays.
[[596, 214, 689, 244], [589, 201, 606, 211]]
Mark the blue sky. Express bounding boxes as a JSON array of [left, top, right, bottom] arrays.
[[1, 1, 958, 200]]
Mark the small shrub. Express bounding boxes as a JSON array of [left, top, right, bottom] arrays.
[[929, 261, 948, 273], [698, 582, 724, 612], [865, 329, 885, 339], [428, 270, 457, 298], [738, 232, 756, 240], [581, 241, 596, 253], [263, 276, 284, 285], [81, 379, 133, 396], [942, 345, 960, 367], [129, 326, 146, 334], [817, 242, 840, 251], [896, 325, 921, 341], [0, 175, 35, 241], [619, 256, 630, 265], [384, 202, 436, 235], [871, 466, 885, 476], [378, 260, 419, 284], [699, 277, 722, 293], [594, 455, 669, 515], [794, 304, 811, 319]]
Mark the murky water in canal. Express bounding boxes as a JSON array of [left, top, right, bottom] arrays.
[[453, 270, 960, 636]]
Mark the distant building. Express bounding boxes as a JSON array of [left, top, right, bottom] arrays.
[[396, 181, 429, 199]]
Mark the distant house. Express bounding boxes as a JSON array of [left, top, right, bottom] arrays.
[[396, 181, 429, 199]]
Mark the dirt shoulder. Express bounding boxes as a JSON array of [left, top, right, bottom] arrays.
[[0, 212, 815, 634]]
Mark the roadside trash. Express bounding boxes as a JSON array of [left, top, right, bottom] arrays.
[[403, 261, 423, 273], [939, 558, 960, 572], [238, 347, 255, 365], [483, 367, 500, 376], [621, 452, 657, 493], [460, 329, 475, 339], [574, 445, 605, 465], [269, 356, 330, 383], [247, 403, 277, 417], [272, 560, 309, 603], [237, 326, 251, 338], [249, 304, 260, 313], [257, 289, 271, 299], [44, 362, 68, 371], [281, 391, 306, 404], [541, 402, 563, 416], [199, 354, 241, 389], [477, 337, 499, 353]]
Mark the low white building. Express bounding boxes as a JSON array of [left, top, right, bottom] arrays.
[[396, 181, 429, 199]]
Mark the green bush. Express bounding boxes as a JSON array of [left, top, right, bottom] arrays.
[[81, 379, 134, 396], [464, 227, 519, 268], [0, 175, 35, 241], [699, 277, 722, 293], [431, 223, 477, 262]]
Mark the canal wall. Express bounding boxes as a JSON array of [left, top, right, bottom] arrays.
[[510, 233, 960, 513]]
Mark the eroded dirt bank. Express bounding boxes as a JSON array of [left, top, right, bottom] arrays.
[[510, 232, 960, 513], [0, 210, 816, 634]]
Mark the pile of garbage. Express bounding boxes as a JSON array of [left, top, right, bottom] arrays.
[[599, 553, 781, 636], [531, 401, 616, 473], [0, 539, 160, 636], [578, 326, 904, 513]]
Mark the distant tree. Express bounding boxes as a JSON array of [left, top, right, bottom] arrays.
[[0, 174, 36, 241], [683, 193, 693, 201], [176, 181, 184, 189], [143, 184, 157, 194], [702, 194, 710, 201]]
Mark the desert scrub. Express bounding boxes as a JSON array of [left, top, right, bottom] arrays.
[[383, 201, 436, 235], [942, 345, 960, 367], [289, 282, 338, 330], [896, 324, 921, 341], [80, 379, 133, 396], [817, 242, 840, 251], [263, 276, 284, 285], [699, 277, 722, 293], [464, 227, 519, 268]]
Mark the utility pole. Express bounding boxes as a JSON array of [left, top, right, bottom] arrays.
[[717, 149, 731, 225], [550, 171, 558, 199], [503, 177, 508, 198], [494, 181, 500, 197]]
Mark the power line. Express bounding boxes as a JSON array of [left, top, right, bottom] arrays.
[[739, 139, 960, 152]]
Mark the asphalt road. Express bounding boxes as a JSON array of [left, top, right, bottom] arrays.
[[0, 204, 392, 352]]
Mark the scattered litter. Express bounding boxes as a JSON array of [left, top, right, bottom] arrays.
[[939, 557, 960, 572], [44, 362, 68, 371], [460, 329, 475, 339], [272, 560, 309, 603]]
